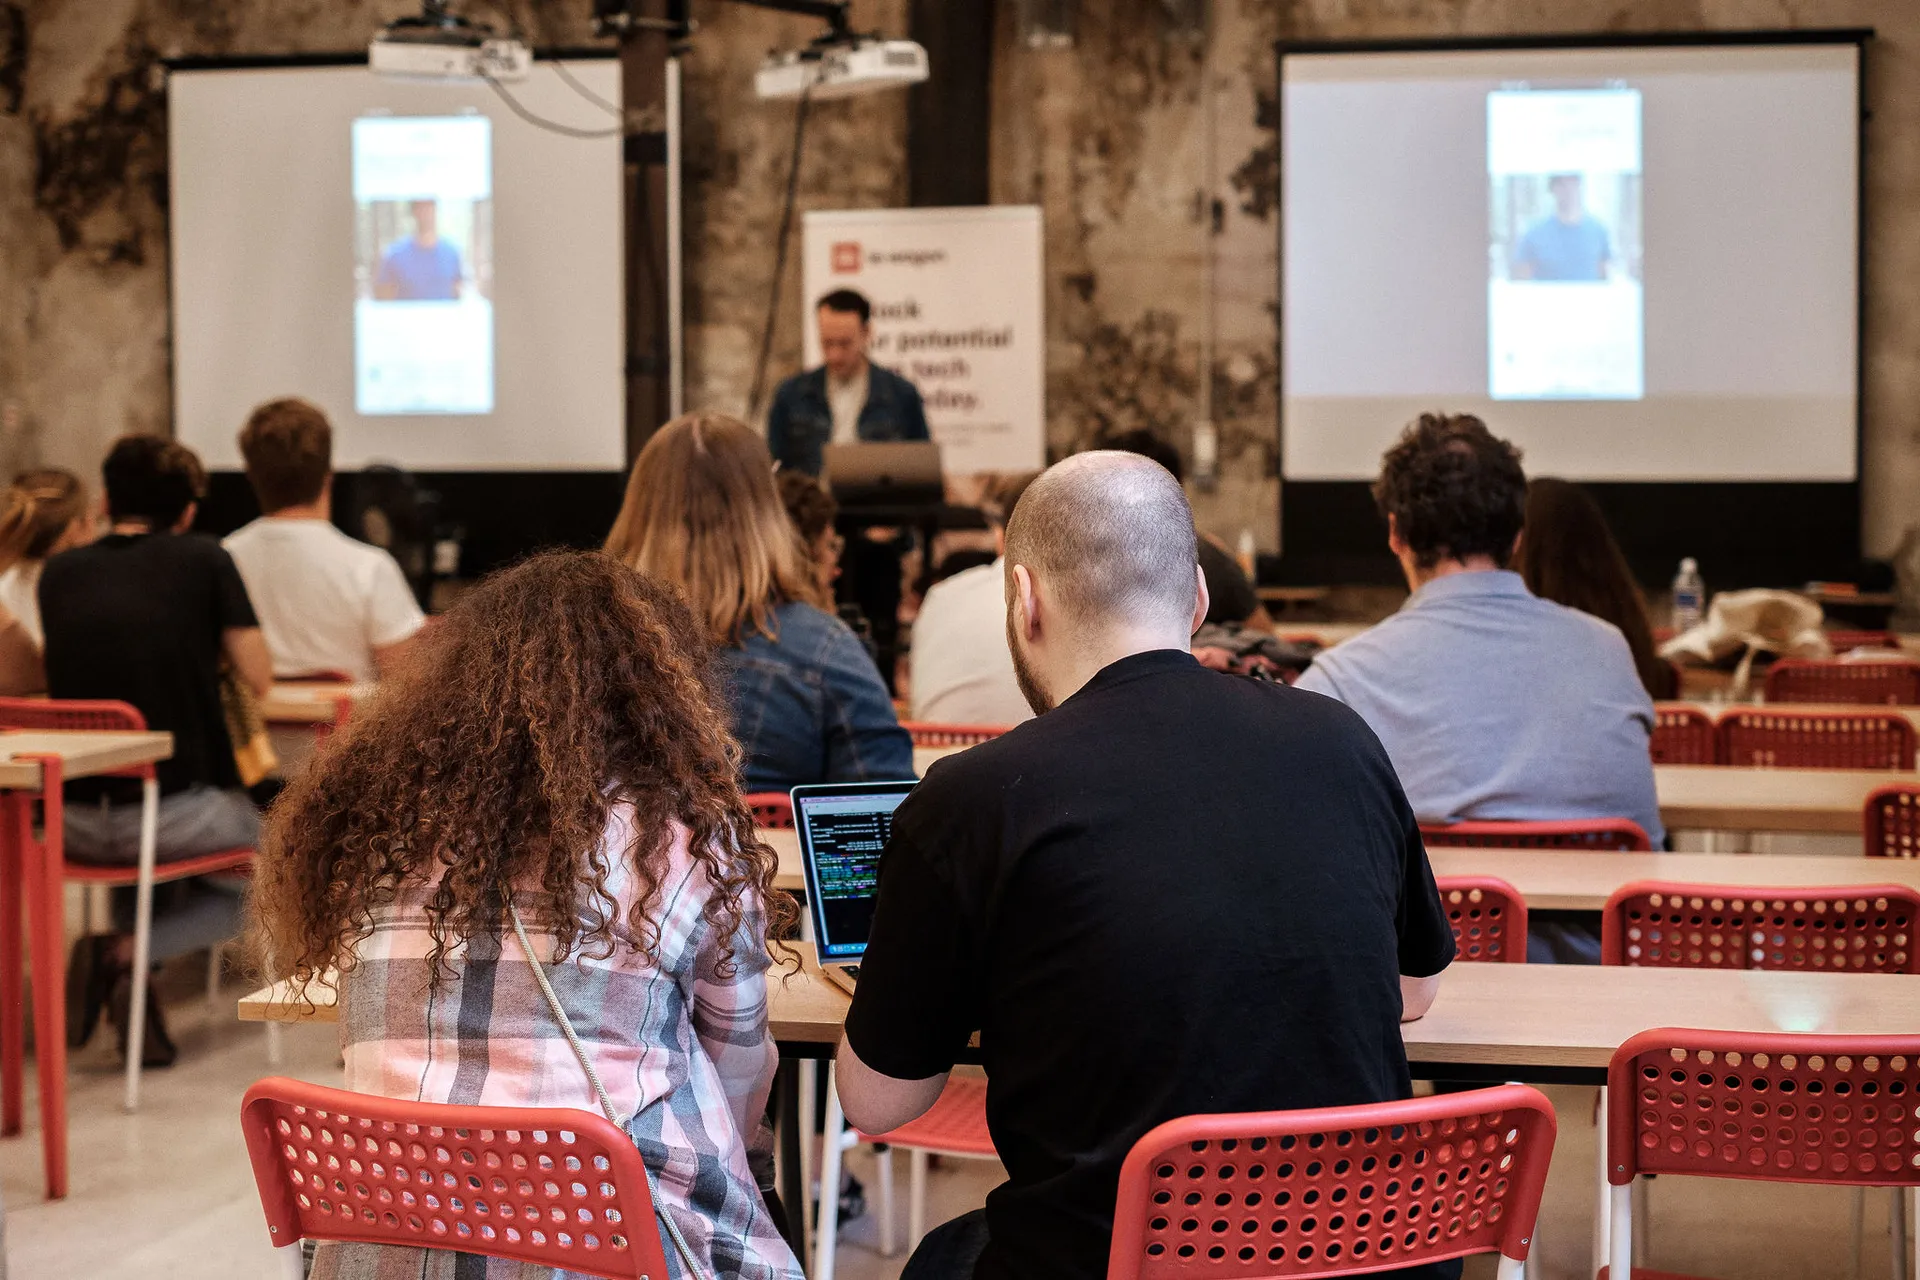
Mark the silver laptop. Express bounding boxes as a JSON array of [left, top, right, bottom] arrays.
[[794, 780, 916, 994], [821, 442, 944, 508]]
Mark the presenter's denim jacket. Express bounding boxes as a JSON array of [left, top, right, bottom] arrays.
[[720, 600, 916, 791], [766, 363, 931, 477]]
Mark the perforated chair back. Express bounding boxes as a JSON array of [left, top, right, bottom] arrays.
[[1419, 819, 1651, 852], [1866, 785, 1920, 859], [1763, 658, 1920, 706], [1600, 881, 1920, 973], [1606, 1028, 1920, 1188], [1434, 877, 1528, 964], [744, 792, 794, 829], [898, 722, 1012, 747], [1106, 1084, 1557, 1279], [1719, 709, 1917, 770], [1826, 631, 1901, 653], [240, 1077, 669, 1280], [1650, 706, 1718, 765]]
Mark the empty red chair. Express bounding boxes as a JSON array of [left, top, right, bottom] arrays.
[[744, 791, 794, 829], [1600, 881, 1920, 973], [1435, 876, 1528, 963], [898, 722, 1012, 747], [1107, 1084, 1557, 1280], [1420, 818, 1652, 851], [1718, 709, 1916, 770], [1601, 1028, 1920, 1279], [1650, 706, 1718, 766], [1762, 657, 1920, 706], [240, 1076, 670, 1279], [1865, 784, 1920, 858]]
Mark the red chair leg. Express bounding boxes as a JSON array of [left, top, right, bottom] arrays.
[[0, 794, 23, 1137], [25, 762, 68, 1198]]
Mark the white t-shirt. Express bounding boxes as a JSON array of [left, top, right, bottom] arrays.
[[0, 561, 44, 648], [908, 556, 1033, 727], [827, 364, 870, 446], [223, 518, 426, 683]]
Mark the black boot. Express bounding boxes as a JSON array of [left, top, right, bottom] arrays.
[[108, 969, 177, 1069], [64, 935, 119, 1050]]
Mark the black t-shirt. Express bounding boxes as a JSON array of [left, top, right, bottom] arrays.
[[1198, 537, 1259, 626], [845, 649, 1456, 1280], [40, 532, 259, 800]]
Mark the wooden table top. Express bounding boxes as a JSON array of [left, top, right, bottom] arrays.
[[1427, 847, 1920, 911], [0, 730, 173, 790], [1656, 764, 1910, 833], [262, 682, 373, 725]]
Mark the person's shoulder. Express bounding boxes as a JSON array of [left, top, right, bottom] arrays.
[[919, 562, 1000, 611], [869, 363, 922, 399], [223, 518, 267, 551], [771, 366, 825, 401]]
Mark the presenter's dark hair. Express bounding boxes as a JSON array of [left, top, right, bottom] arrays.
[[1373, 413, 1526, 570], [816, 289, 871, 325], [239, 397, 332, 513], [101, 434, 206, 529]]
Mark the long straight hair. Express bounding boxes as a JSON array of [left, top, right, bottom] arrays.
[[603, 412, 825, 646]]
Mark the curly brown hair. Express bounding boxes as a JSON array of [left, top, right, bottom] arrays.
[[250, 550, 796, 1001], [1373, 412, 1527, 570]]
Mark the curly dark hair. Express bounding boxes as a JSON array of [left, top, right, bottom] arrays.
[[250, 550, 796, 1001], [1373, 413, 1527, 570]]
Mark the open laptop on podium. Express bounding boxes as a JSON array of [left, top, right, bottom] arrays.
[[793, 780, 916, 995]]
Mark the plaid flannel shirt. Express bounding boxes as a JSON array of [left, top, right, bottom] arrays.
[[313, 806, 802, 1280]]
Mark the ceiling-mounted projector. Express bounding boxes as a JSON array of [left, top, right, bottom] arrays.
[[755, 38, 930, 100], [370, 1, 531, 82]]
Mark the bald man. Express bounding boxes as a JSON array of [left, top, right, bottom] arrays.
[[836, 452, 1458, 1280]]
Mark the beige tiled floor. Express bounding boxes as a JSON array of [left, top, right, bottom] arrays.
[[0, 973, 1910, 1279]]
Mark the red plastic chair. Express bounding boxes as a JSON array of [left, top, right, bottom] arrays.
[[898, 722, 1012, 747], [1419, 819, 1652, 852], [1600, 1028, 1920, 1279], [744, 792, 793, 829], [0, 698, 255, 1198], [1865, 784, 1920, 859], [1107, 1084, 1557, 1280], [1762, 657, 1920, 706], [1826, 630, 1901, 652], [1650, 706, 1718, 766], [1435, 876, 1529, 964], [1717, 709, 1917, 771], [240, 1076, 670, 1279], [1599, 881, 1920, 973], [861, 1077, 997, 1256]]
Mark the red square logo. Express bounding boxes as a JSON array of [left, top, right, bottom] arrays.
[[830, 241, 862, 274]]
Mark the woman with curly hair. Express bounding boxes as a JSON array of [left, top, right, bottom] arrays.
[[252, 550, 802, 1280], [604, 412, 912, 790]]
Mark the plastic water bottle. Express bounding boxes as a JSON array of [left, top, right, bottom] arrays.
[[1671, 558, 1705, 633]]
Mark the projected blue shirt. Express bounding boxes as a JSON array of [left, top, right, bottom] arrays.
[[1514, 215, 1612, 282], [376, 237, 464, 301]]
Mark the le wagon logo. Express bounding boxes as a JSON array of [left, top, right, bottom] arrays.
[[830, 241, 863, 274]]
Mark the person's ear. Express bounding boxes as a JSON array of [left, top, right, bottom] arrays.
[[1011, 562, 1041, 642], [173, 501, 198, 534], [1386, 512, 1406, 558], [1190, 562, 1210, 636]]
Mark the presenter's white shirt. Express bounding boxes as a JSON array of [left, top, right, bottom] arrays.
[[0, 561, 44, 648], [224, 518, 425, 683], [908, 556, 1033, 728], [828, 365, 870, 446]]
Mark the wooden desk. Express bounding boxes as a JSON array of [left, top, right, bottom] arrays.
[[1428, 846, 1920, 911], [262, 682, 371, 725], [0, 730, 174, 789], [1656, 764, 1910, 834], [913, 743, 966, 775]]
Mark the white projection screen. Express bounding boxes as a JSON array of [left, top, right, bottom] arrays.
[[1281, 39, 1861, 483], [169, 59, 624, 471]]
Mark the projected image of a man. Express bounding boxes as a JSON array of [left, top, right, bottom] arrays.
[[1512, 174, 1613, 282], [374, 199, 464, 301]]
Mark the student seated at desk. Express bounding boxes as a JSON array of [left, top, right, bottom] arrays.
[[1294, 415, 1663, 963], [835, 452, 1457, 1280], [908, 470, 1039, 727], [252, 552, 802, 1280], [43, 435, 273, 1065], [224, 398, 425, 682], [605, 412, 912, 791]]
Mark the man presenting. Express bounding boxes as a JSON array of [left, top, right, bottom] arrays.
[[836, 451, 1457, 1280], [767, 289, 929, 477], [374, 199, 463, 301]]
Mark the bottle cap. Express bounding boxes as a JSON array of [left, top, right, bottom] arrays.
[[1680, 557, 1698, 573]]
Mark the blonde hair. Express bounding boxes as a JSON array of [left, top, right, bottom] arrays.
[[0, 469, 88, 572], [603, 412, 825, 646]]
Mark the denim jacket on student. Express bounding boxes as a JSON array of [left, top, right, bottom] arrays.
[[765, 363, 931, 477], [719, 600, 916, 791]]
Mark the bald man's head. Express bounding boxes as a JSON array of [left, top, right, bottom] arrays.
[[1003, 451, 1198, 633]]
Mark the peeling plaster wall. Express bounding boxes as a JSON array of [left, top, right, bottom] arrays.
[[993, 0, 1920, 562], [0, 0, 903, 481]]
